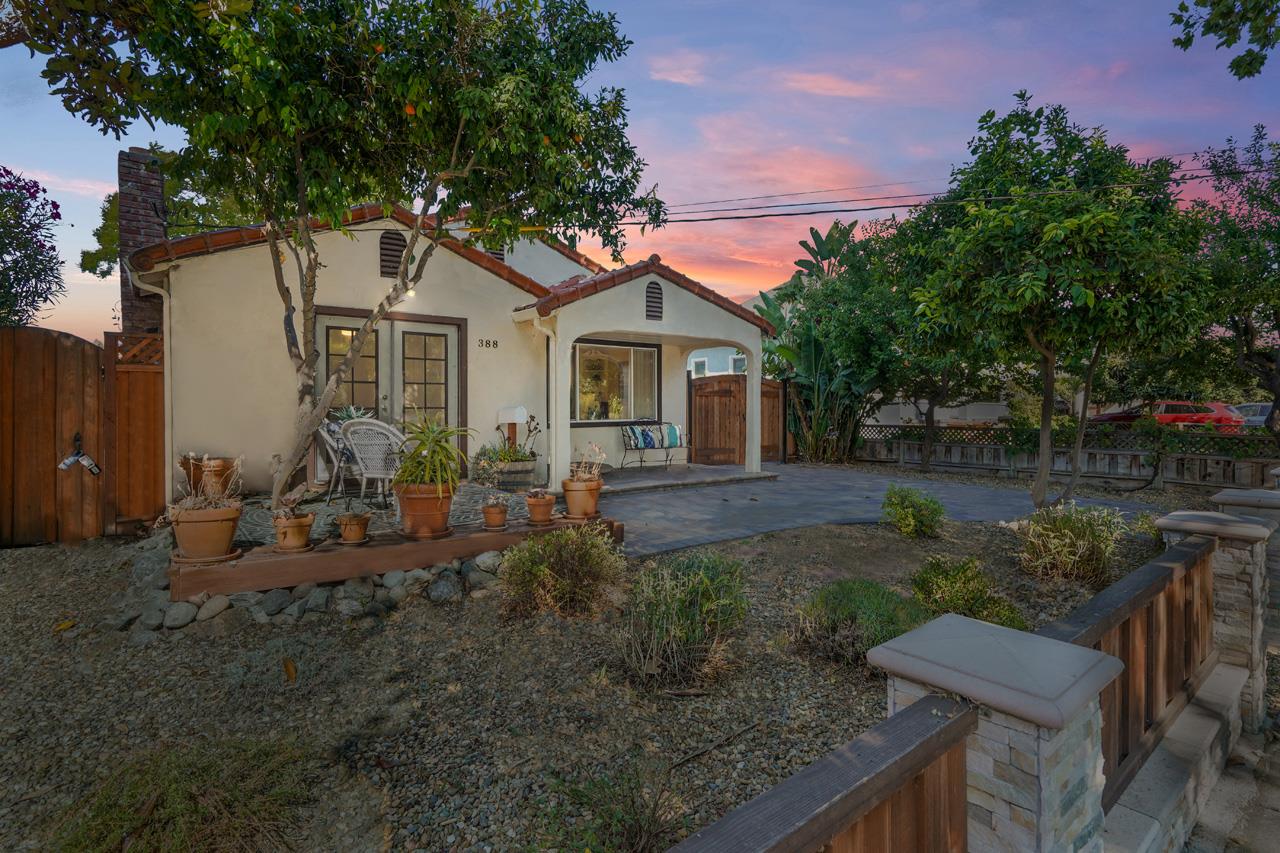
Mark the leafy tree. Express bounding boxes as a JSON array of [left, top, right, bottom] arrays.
[[0, 165, 64, 325], [1092, 339, 1265, 407], [1171, 0, 1280, 78], [1195, 126, 1280, 433], [23, 0, 664, 506], [80, 149, 250, 277], [915, 94, 1207, 506]]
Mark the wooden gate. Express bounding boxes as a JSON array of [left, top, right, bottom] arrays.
[[103, 333, 165, 534], [0, 327, 104, 545], [689, 375, 785, 465]]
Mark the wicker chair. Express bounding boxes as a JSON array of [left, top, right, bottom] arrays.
[[340, 418, 406, 508], [315, 423, 358, 504]]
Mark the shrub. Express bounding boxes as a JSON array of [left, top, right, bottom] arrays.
[[1130, 511, 1161, 539], [881, 484, 945, 537], [500, 524, 625, 617], [619, 550, 748, 686], [910, 555, 1027, 630], [1021, 502, 1125, 588], [541, 758, 683, 853], [790, 578, 929, 666], [53, 740, 312, 852]]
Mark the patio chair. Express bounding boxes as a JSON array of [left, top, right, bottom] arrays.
[[315, 423, 358, 505], [340, 418, 406, 509]]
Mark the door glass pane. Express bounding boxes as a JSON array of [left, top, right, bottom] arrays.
[[425, 336, 446, 359], [402, 331, 447, 425], [424, 384, 446, 409], [326, 327, 377, 414], [633, 348, 657, 420]]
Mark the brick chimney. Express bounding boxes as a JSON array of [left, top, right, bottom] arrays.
[[117, 147, 166, 334]]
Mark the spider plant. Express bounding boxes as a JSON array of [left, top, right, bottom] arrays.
[[393, 421, 471, 496]]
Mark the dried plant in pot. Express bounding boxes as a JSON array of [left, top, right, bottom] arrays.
[[272, 483, 316, 553], [334, 497, 372, 544], [562, 443, 605, 520], [470, 457, 510, 531], [524, 486, 555, 526], [393, 421, 470, 539], [165, 454, 244, 563]]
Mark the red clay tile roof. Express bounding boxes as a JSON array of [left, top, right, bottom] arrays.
[[530, 254, 773, 335], [127, 203, 551, 299]]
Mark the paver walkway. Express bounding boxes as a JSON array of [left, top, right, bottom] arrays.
[[602, 462, 1155, 556]]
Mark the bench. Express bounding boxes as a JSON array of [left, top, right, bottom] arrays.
[[620, 422, 686, 469]]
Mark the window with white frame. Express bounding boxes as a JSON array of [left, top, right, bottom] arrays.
[[732, 353, 747, 374], [691, 358, 708, 378], [571, 342, 658, 422]]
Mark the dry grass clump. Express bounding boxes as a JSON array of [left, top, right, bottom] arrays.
[[500, 524, 625, 617], [52, 739, 312, 853], [791, 578, 930, 666], [541, 757, 684, 853], [1021, 502, 1125, 589]]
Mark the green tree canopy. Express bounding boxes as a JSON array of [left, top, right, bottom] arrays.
[[0, 165, 64, 326], [1171, 0, 1280, 78], [22, 0, 665, 503], [915, 93, 1208, 506]]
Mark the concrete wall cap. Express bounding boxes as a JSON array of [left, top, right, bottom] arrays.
[[866, 614, 1123, 729], [1211, 488, 1280, 510], [1155, 510, 1276, 542]]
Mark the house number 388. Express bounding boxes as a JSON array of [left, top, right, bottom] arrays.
[[478, 339, 499, 349]]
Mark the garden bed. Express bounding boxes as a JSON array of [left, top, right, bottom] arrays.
[[0, 516, 1164, 850]]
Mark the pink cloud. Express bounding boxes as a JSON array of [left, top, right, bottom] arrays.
[[778, 71, 884, 99], [648, 50, 709, 86], [15, 167, 115, 199]]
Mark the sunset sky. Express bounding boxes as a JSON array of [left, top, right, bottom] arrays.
[[2, 0, 1277, 342]]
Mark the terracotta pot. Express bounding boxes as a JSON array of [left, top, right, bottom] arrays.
[[171, 504, 241, 560], [335, 512, 371, 542], [525, 493, 555, 524], [561, 478, 602, 519], [185, 456, 236, 497], [481, 503, 509, 529], [395, 483, 454, 539], [273, 512, 316, 552]]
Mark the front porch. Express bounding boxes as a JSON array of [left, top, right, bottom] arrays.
[[601, 462, 776, 495]]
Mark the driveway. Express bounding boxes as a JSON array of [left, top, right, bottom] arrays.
[[601, 463, 1154, 556]]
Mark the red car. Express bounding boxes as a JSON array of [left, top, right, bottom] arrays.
[[1090, 401, 1244, 432]]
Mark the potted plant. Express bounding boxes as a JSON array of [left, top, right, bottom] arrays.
[[167, 454, 244, 563], [562, 443, 606, 519], [393, 421, 470, 539], [524, 486, 555, 525], [471, 457, 510, 531], [272, 483, 316, 552], [473, 415, 542, 492], [334, 497, 372, 544]]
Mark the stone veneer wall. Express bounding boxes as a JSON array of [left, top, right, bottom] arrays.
[[889, 676, 1105, 853], [1163, 530, 1269, 730]]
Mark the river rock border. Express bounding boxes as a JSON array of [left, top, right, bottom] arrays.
[[103, 537, 504, 646]]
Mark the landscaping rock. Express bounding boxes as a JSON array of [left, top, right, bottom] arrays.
[[292, 582, 316, 600], [334, 598, 364, 618], [136, 605, 165, 632], [229, 591, 264, 608], [261, 588, 292, 616], [382, 570, 406, 589], [162, 601, 198, 629], [196, 595, 230, 622], [343, 577, 374, 603], [305, 586, 331, 613], [249, 607, 270, 624], [101, 603, 142, 632], [371, 573, 383, 586], [364, 601, 388, 618], [284, 599, 307, 620], [388, 585, 408, 604], [474, 550, 502, 572], [186, 591, 210, 607], [466, 570, 498, 591], [272, 613, 297, 627], [128, 629, 160, 647], [208, 606, 251, 637], [469, 588, 493, 600], [459, 559, 478, 578], [374, 588, 391, 605], [427, 571, 463, 604], [405, 567, 429, 585]]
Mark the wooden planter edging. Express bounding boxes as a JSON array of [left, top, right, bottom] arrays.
[[671, 694, 975, 853], [167, 517, 623, 601], [1036, 534, 1217, 812]]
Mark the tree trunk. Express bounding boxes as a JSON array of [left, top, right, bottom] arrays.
[[1032, 350, 1056, 509], [1057, 343, 1103, 505], [920, 402, 937, 473]]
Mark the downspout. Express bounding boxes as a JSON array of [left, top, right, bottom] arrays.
[[123, 257, 176, 504], [530, 314, 557, 488]]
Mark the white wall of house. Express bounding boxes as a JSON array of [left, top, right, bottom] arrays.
[[160, 224, 551, 492], [499, 237, 596, 285]]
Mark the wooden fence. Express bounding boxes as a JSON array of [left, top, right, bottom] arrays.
[[672, 695, 975, 852], [689, 375, 788, 465], [1037, 534, 1217, 810], [857, 425, 1280, 489], [0, 327, 165, 547]]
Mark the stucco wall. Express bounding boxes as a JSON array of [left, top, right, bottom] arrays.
[[164, 224, 550, 492], [501, 237, 597, 286]]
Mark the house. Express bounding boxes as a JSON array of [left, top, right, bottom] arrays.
[[687, 291, 771, 377], [114, 149, 770, 497]]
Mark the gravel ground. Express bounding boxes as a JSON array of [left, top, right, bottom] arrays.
[[0, 513, 1168, 851]]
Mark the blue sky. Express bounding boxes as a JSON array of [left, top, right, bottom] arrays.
[[2, 0, 1277, 341]]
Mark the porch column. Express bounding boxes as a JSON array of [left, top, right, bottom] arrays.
[[744, 345, 762, 473], [550, 334, 574, 488]]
